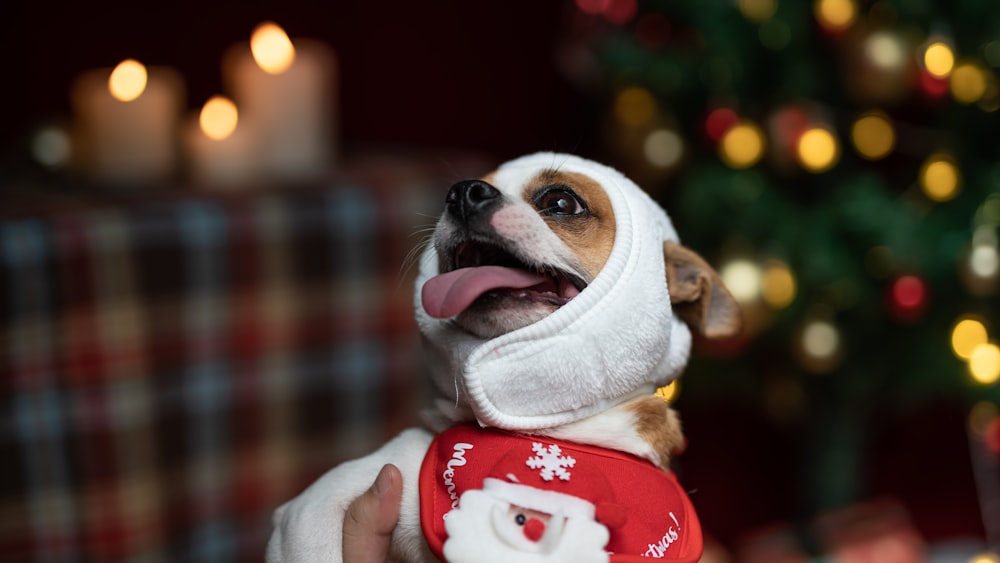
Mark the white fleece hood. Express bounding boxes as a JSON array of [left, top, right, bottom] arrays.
[[415, 153, 692, 431]]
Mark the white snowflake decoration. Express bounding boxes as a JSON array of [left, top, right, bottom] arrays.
[[526, 442, 576, 481]]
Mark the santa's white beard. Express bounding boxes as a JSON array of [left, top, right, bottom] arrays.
[[443, 490, 610, 563]]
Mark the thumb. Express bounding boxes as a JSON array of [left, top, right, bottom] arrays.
[[342, 464, 403, 563]]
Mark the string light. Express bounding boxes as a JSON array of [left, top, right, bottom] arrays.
[[738, 0, 776, 22], [814, 0, 857, 33], [851, 112, 895, 160], [705, 107, 739, 142], [644, 129, 684, 168], [950, 62, 989, 104], [952, 317, 989, 360], [108, 59, 148, 102], [864, 32, 906, 71], [719, 120, 766, 169], [919, 153, 961, 202], [720, 259, 762, 303], [889, 275, 928, 322], [761, 260, 796, 309], [796, 316, 843, 373], [614, 86, 657, 126], [969, 342, 1000, 385], [796, 127, 840, 172], [970, 244, 999, 279], [923, 41, 955, 79]]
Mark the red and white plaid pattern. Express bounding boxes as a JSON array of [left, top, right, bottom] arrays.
[[0, 154, 491, 562]]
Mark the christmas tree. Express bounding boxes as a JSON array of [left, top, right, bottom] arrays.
[[562, 0, 1000, 555]]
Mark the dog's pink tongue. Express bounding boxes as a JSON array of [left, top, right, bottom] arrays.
[[421, 266, 547, 319]]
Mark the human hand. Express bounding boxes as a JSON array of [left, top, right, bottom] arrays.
[[342, 464, 403, 562]]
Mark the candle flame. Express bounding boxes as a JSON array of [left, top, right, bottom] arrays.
[[250, 22, 296, 75], [199, 96, 239, 141], [108, 59, 148, 102]]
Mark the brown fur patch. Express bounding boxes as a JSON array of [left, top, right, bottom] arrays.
[[627, 395, 686, 470], [520, 170, 617, 280]]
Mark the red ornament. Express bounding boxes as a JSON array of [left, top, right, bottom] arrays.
[[919, 70, 949, 99], [705, 108, 739, 142], [888, 275, 928, 322]]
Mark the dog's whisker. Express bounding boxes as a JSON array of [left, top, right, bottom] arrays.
[[399, 235, 434, 281]]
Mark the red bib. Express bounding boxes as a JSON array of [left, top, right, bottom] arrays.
[[418, 424, 703, 562]]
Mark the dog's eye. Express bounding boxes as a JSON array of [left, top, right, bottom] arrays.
[[535, 187, 587, 216]]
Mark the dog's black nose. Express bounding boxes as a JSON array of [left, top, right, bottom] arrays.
[[446, 180, 501, 222]]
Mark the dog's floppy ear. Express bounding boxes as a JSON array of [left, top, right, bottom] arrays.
[[664, 241, 742, 339]]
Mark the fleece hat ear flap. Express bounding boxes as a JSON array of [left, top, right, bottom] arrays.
[[415, 152, 693, 430]]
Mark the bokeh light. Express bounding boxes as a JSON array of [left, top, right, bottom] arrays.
[[801, 320, 841, 363], [920, 154, 961, 202], [970, 243, 1000, 279], [251, 22, 296, 75], [761, 260, 796, 309], [969, 401, 999, 436], [923, 42, 955, 78], [851, 112, 895, 160], [969, 551, 1000, 563], [969, 343, 1000, 385], [720, 121, 766, 169], [865, 32, 906, 71], [952, 317, 989, 360], [108, 59, 148, 102], [796, 127, 840, 172], [814, 0, 857, 32], [738, 0, 776, 22], [891, 275, 928, 320], [720, 259, 762, 303], [199, 96, 239, 141], [614, 86, 657, 126], [643, 129, 684, 168], [950, 62, 989, 104], [705, 107, 739, 142], [31, 127, 72, 168]]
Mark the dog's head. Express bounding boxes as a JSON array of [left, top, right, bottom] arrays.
[[421, 168, 617, 339], [415, 153, 740, 430]]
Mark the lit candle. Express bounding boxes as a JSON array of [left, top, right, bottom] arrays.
[[223, 22, 337, 182], [183, 95, 255, 187], [71, 59, 184, 184]]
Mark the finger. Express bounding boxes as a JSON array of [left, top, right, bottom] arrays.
[[342, 464, 403, 562]]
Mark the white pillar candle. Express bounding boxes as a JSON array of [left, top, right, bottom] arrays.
[[183, 95, 256, 187], [223, 23, 337, 181], [71, 59, 184, 184], [223, 22, 337, 183]]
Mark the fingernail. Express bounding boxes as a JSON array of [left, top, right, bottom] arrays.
[[372, 465, 392, 497]]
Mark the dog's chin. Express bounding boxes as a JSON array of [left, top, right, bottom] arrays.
[[453, 294, 560, 340]]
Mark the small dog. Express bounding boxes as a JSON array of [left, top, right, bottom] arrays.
[[267, 153, 741, 562]]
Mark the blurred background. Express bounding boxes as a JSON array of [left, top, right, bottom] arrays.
[[1, 0, 999, 561]]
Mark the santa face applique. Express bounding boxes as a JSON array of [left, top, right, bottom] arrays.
[[418, 425, 704, 563]]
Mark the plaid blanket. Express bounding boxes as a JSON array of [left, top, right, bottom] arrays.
[[0, 154, 490, 562]]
